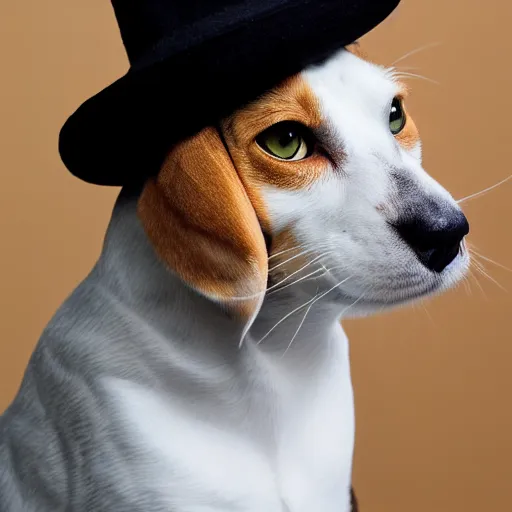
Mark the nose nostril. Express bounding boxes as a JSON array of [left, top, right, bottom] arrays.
[[423, 242, 463, 273], [393, 211, 469, 273]]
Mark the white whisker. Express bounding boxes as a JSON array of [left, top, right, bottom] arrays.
[[457, 174, 512, 205], [266, 268, 325, 296], [473, 261, 508, 292], [340, 290, 368, 317], [218, 250, 333, 302], [391, 42, 441, 66], [227, 290, 266, 302], [420, 303, 436, 326], [281, 287, 320, 359], [257, 276, 353, 345], [298, 263, 349, 284], [323, 264, 348, 274], [266, 252, 334, 293], [393, 72, 439, 85], [470, 249, 512, 274], [268, 246, 301, 261], [395, 66, 421, 72], [256, 295, 321, 346], [470, 268, 488, 300], [461, 274, 472, 296], [269, 248, 316, 272]]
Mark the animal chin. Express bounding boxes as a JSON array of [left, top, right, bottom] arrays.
[[331, 273, 447, 312], [361, 266, 468, 310]]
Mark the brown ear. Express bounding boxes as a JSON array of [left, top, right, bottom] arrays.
[[137, 126, 268, 323]]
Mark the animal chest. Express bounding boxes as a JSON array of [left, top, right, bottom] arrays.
[[105, 350, 355, 512]]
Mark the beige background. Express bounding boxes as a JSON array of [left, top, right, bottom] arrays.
[[1, 1, 511, 511]]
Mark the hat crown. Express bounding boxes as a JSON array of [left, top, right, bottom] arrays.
[[111, 0, 251, 64], [62, 0, 402, 185]]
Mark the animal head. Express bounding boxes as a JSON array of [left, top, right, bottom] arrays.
[[137, 44, 470, 329]]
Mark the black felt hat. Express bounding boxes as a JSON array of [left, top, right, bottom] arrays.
[[59, 0, 401, 186]]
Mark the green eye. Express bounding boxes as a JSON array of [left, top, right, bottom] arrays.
[[256, 122, 312, 161], [390, 97, 406, 135]]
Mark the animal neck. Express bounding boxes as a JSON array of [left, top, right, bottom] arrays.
[[96, 188, 346, 375], [96, 189, 241, 348], [248, 286, 346, 372]]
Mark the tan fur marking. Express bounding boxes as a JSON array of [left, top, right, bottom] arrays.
[[346, 41, 368, 60], [222, 75, 330, 191], [226, 76, 323, 141], [138, 127, 268, 318], [269, 229, 319, 286], [347, 44, 420, 151], [396, 103, 420, 151], [271, 229, 301, 263], [137, 46, 421, 318]]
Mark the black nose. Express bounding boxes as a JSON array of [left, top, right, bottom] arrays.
[[394, 209, 470, 273]]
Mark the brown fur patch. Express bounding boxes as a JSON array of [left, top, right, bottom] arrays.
[[137, 127, 268, 318], [396, 103, 420, 151], [346, 41, 368, 60], [348, 41, 421, 153], [222, 75, 330, 190], [138, 46, 422, 313], [268, 229, 320, 287], [136, 76, 330, 314], [271, 229, 300, 258]]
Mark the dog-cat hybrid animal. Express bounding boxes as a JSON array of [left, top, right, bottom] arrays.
[[0, 45, 469, 512]]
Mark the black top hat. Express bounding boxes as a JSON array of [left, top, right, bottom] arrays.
[[59, 0, 401, 186]]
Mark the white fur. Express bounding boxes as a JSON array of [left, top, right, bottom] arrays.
[[103, 49, 468, 512], [0, 48, 468, 512], [104, 321, 354, 512], [263, 49, 469, 310], [100, 50, 468, 511]]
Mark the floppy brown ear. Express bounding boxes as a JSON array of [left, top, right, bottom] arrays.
[[137, 126, 268, 323]]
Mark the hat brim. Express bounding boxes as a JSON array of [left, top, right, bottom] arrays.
[[59, 0, 401, 186]]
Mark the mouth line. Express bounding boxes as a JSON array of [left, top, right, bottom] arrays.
[[334, 281, 442, 307], [327, 246, 469, 303]]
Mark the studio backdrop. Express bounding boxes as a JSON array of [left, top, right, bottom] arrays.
[[0, 1, 511, 511]]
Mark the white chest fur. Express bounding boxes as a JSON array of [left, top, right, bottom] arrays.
[[104, 324, 355, 512]]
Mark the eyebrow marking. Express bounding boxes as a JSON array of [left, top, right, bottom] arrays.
[[222, 75, 332, 191]]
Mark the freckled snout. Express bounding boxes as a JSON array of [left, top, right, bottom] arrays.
[[393, 206, 470, 273]]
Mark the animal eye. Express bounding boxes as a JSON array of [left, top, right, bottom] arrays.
[[256, 122, 312, 161], [389, 97, 406, 135]]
